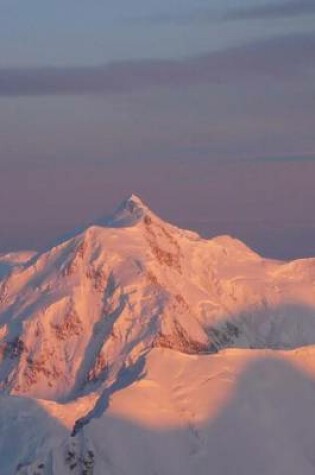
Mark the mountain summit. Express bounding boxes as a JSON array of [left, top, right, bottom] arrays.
[[104, 193, 154, 228], [1, 195, 315, 473]]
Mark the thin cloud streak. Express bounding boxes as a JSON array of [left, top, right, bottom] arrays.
[[127, 8, 218, 26], [0, 32, 314, 97], [255, 155, 315, 163], [130, 1, 315, 26], [225, 0, 315, 20]]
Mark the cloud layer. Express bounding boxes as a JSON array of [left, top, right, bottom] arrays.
[[0, 33, 314, 97], [226, 0, 315, 20]]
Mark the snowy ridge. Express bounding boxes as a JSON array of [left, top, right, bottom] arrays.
[[1, 195, 315, 474]]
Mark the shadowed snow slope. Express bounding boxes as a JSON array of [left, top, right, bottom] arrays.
[[1, 195, 315, 474]]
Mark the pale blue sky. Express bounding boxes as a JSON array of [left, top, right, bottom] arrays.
[[0, 0, 313, 65]]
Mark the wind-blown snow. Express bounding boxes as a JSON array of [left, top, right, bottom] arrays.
[[1, 195, 315, 474]]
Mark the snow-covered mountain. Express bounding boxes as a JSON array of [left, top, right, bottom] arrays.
[[1, 194, 315, 474]]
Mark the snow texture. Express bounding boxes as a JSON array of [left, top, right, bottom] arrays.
[[1, 195, 315, 474]]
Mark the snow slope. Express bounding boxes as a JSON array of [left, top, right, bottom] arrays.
[[1, 195, 315, 474]]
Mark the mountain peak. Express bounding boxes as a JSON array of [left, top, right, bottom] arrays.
[[105, 193, 151, 228], [125, 193, 146, 206], [122, 193, 149, 214]]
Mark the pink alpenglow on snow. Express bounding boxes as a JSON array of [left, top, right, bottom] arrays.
[[1, 196, 315, 473]]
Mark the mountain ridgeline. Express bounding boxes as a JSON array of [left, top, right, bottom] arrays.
[[1, 194, 315, 401], [2, 195, 315, 474]]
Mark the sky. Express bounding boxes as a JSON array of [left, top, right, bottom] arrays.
[[0, 0, 314, 259]]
